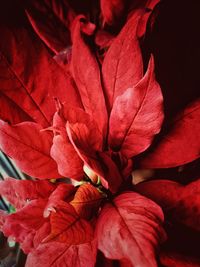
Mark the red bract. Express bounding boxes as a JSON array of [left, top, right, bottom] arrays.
[[135, 179, 200, 231], [0, 22, 81, 127], [140, 99, 200, 168], [96, 192, 165, 267], [0, 1, 199, 266], [102, 10, 143, 111], [0, 121, 60, 179]]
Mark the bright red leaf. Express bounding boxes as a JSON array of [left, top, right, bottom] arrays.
[[135, 179, 200, 231], [140, 99, 200, 168], [1, 199, 48, 253], [44, 200, 93, 244], [109, 56, 164, 158], [70, 183, 104, 220], [51, 134, 83, 180], [71, 16, 108, 137], [44, 183, 76, 218], [26, 240, 97, 267], [0, 121, 60, 179], [0, 178, 55, 209], [96, 192, 165, 267], [102, 11, 144, 111]]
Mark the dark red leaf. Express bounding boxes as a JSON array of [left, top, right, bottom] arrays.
[[21, 0, 75, 54], [135, 179, 200, 231], [0, 121, 60, 179], [100, 0, 126, 26], [102, 11, 144, 111], [96, 192, 165, 266], [26, 240, 97, 267], [0, 92, 33, 125], [70, 183, 103, 220], [0, 24, 81, 127], [109, 56, 164, 158], [140, 99, 200, 168], [43, 201, 93, 244], [71, 16, 108, 137], [160, 250, 200, 267], [0, 178, 55, 209]]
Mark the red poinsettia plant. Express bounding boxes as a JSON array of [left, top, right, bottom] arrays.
[[0, 0, 200, 266]]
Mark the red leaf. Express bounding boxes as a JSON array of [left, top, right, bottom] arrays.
[[44, 183, 76, 218], [51, 105, 101, 181], [135, 179, 200, 231], [0, 121, 60, 179], [70, 183, 103, 220], [109, 56, 164, 158], [71, 16, 108, 137], [140, 99, 200, 168], [51, 135, 83, 180], [100, 0, 126, 26], [0, 92, 33, 124], [26, 240, 97, 267], [102, 11, 144, 111], [160, 250, 200, 267], [22, 0, 75, 54], [2, 199, 48, 253], [43, 201, 93, 244], [67, 122, 123, 192], [0, 23, 81, 127], [0, 178, 55, 209], [96, 192, 165, 267]]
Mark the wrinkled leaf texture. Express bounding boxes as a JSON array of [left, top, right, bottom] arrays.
[[0, 21, 81, 127], [1, 199, 48, 253], [96, 192, 165, 267], [71, 16, 108, 137], [109, 56, 163, 158], [0, 177, 55, 209], [67, 121, 123, 193], [43, 201, 93, 244], [0, 121, 60, 179], [26, 240, 97, 267], [70, 183, 103, 220], [140, 99, 200, 168], [102, 10, 143, 111]]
